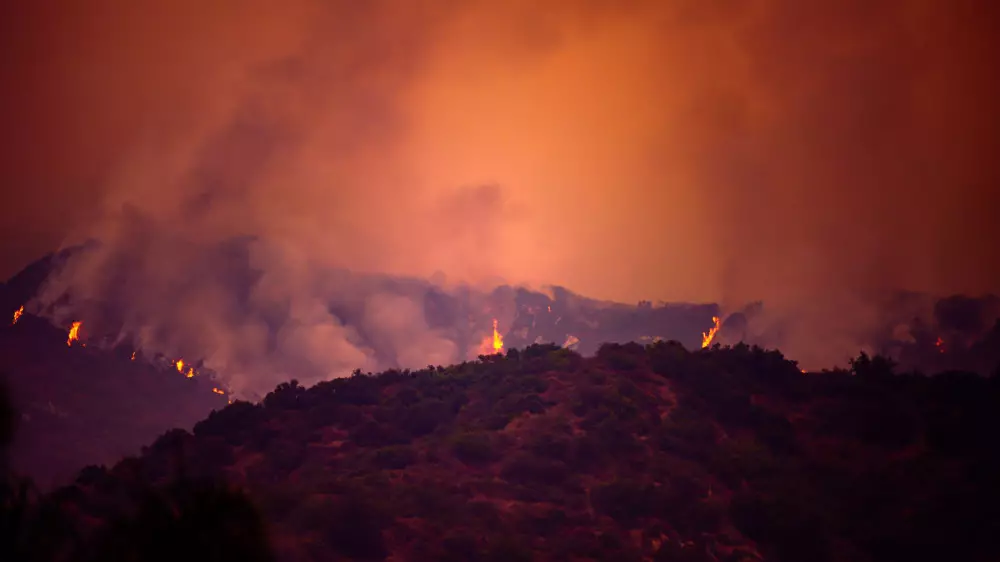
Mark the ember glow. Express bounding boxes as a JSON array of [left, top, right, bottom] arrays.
[[936, 337, 945, 353], [212, 387, 225, 395], [175, 359, 185, 373], [11, 305, 23, 325], [66, 321, 81, 346], [186, 367, 195, 378], [701, 316, 721, 349], [131, 351, 136, 361]]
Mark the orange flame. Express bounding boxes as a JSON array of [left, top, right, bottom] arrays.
[[212, 387, 225, 395], [479, 318, 505, 355], [492, 319, 504, 354], [12, 306, 24, 325], [131, 351, 136, 361], [175, 359, 185, 373], [701, 316, 721, 348], [186, 367, 195, 378], [67, 321, 81, 346]]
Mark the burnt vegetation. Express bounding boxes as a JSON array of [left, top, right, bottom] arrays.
[[2, 330, 1000, 562]]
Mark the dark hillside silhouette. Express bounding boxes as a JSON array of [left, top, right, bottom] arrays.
[[4, 340, 996, 561], [1, 376, 276, 562]]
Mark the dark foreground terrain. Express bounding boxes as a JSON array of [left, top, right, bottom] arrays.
[[4, 336, 1000, 562]]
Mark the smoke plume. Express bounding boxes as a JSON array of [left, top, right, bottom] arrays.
[[4, 0, 999, 383]]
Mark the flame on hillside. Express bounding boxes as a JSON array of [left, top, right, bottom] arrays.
[[493, 319, 504, 354], [173, 359, 197, 377], [131, 351, 136, 361], [479, 318, 504, 355], [67, 321, 81, 346], [701, 316, 721, 348], [12, 305, 24, 325], [212, 387, 225, 395]]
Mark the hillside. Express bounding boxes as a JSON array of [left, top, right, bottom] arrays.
[[8, 341, 999, 562], [0, 311, 229, 488]]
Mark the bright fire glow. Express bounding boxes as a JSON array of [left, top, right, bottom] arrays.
[[479, 318, 504, 355], [492, 319, 504, 354], [12, 306, 24, 325], [175, 359, 185, 373], [212, 387, 225, 395], [131, 351, 136, 361], [186, 367, 195, 378], [701, 316, 721, 348], [67, 321, 81, 346]]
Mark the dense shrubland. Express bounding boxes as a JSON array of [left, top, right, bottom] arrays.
[[3, 333, 1000, 561]]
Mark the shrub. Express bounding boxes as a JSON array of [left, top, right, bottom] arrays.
[[729, 491, 830, 562], [591, 480, 660, 527], [439, 534, 479, 562], [499, 453, 570, 486], [320, 494, 389, 560], [373, 446, 416, 470], [264, 438, 308, 475], [350, 422, 409, 448], [597, 342, 646, 371], [451, 432, 497, 465]]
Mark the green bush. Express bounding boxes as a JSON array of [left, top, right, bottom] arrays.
[[373, 446, 416, 470], [350, 422, 409, 448], [451, 432, 497, 465], [499, 453, 570, 486]]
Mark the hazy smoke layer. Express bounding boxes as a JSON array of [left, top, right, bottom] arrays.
[[5, 1, 1000, 380]]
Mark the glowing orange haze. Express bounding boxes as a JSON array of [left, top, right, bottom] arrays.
[[1, 1, 998, 372]]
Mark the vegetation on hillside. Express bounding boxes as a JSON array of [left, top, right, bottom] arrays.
[[3, 337, 1000, 561]]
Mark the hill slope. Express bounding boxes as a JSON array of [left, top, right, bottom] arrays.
[[36, 342, 1000, 562], [0, 312, 228, 487]]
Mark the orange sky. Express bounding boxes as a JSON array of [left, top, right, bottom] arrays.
[[2, 0, 998, 309]]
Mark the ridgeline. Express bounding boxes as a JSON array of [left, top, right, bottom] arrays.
[[4, 339, 1000, 561]]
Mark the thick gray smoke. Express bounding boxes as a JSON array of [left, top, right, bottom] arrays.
[[29, 212, 500, 397], [9, 0, 999, 384]]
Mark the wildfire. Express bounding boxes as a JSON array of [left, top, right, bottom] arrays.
[[480, 318, 505, 355], [212, 387, 225, 395], [186, 367, 195, 378], [701, 316, 721, 348], [936, 337, 945, 353], [175, 359, 185, 373], [12, 305, 24, 325], [492, 318, 504, 354], [67, 321, 81, 346], [131, 351, 136, 361]]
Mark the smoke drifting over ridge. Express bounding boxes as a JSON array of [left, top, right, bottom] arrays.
[[3, 1, 1000, 385]]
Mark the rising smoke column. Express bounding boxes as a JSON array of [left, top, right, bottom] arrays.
[[7, 0, 999, 376]]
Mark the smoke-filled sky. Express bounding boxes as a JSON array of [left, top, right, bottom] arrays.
[[2, 0, 999, 311]]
